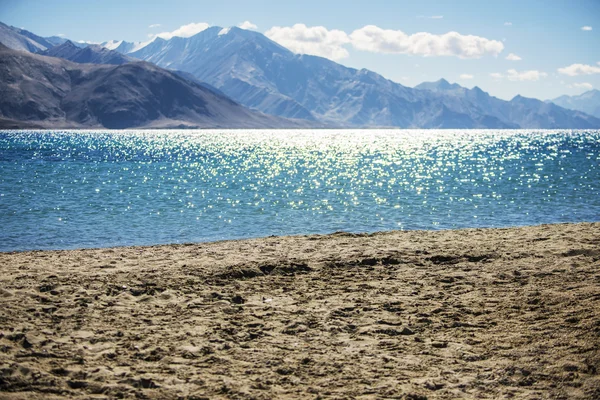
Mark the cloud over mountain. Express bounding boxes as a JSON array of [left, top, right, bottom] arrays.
[[558, 63, 600, 76], [265, 24, 350, 60], [490, 69, 547, 81], [238, 21, 258, 30], [154, 22, 210, 40], [507, 69, 547, 81], [349, 25, 504, 58], [265, 23, 504, 61], [566, 82, 593, 90]]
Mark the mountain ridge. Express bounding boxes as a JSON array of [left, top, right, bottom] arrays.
[[0, 21, 52, 53], [42, 40, 134, 65], [119, 26, 600, 129], [548, 90, 600, 119], [0, 43, 314, 129], [1, 20, 599, 129]]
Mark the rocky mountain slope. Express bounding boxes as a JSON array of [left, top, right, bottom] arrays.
[[549, 90, 600, 119], [2, 20, 599, 129], [0, 21, 53, 53], [0, 44, 309, 129], [121, 27, 600, 129], [42, 40, 134, 65]]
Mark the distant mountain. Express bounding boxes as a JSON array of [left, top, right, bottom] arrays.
[[3, 20, 600, 129], [128, 29, 318, 121], [0, 43, 311, 129], [0, 21, 52, 52], [41, 40, 80, 59], [414, 79, 600, 129], [120, 27, 600, 129], [45, 36, 69, 46], [45, 36, 87, 48], [100, 40, 140, 54], [0, 21, 86, 53], [42, 40, 134, 65], [415, 79, 464, 93], [43, 41, 234, 98], [508, 94, 600, 128], [549, 90, 600, 119], [8, 25, 55, 50], [124, 27, 426, 125]]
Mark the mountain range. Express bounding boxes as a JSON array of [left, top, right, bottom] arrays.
[[0, 43, 308, 129], [42, 40, 134, 65], [0, 21, 54, 53], [121, 26, 600, 129], [1, 21, 599, 129], [549, 90, 600, 119]]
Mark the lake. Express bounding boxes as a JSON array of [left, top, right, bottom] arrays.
[[1, 129, 599, 251]]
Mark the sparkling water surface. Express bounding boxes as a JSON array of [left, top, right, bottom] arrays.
[[1, 129, 599, 252]]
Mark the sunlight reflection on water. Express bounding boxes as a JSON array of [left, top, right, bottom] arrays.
[[1, 129, 599, 251]]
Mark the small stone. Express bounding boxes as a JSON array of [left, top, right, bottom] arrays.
[[424, 381, 444, 391], [400, 326, 414, 335], [231, 295, 245, 304]]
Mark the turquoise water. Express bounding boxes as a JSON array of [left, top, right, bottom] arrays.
[[1, 129, 599, 252]]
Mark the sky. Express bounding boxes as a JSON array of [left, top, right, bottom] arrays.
[[1, 0, 599, 101]]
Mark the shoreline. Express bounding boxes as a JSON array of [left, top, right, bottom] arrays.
[[3, 221, 598, 255], [1, 222, 599, 398]]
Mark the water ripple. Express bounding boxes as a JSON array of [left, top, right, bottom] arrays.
[[1, 129, 599, 251]]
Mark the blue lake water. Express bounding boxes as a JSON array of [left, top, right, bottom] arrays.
[[1, 129, 599, 252]]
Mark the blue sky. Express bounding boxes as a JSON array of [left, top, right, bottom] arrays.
[[1, 0, 599, 100]]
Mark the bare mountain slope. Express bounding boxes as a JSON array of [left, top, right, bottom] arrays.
[[0, 44, 311, 129]]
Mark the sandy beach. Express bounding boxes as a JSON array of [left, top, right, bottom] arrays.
[[0, 223, 599, 399]]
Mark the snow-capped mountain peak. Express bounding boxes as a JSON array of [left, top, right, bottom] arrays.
[[101, 40, 123, 50]]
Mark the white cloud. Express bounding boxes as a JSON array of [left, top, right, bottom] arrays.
[[349, 25, 504, 58], [76, 40, 100, 45], [490, 70, 546, 81], [558, 63, 600, 76], [153, 22, 210, 40], [148, 24, 161, 29], [506, 69, 547, 81], [56, 33, 66, 37], [238, 21, 258, 30], [418, 15, 444, 19], [265, 24, 351, 60], [264, 23, 504, 61], [568, 82, 593, 90], [504, 22, 512, 26], [459, 74, 474, 79], [581, 26, 593, 31], [505, 53, 521, 61]]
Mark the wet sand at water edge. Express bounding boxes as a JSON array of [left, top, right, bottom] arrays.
[[1, 223, 600, 399]]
